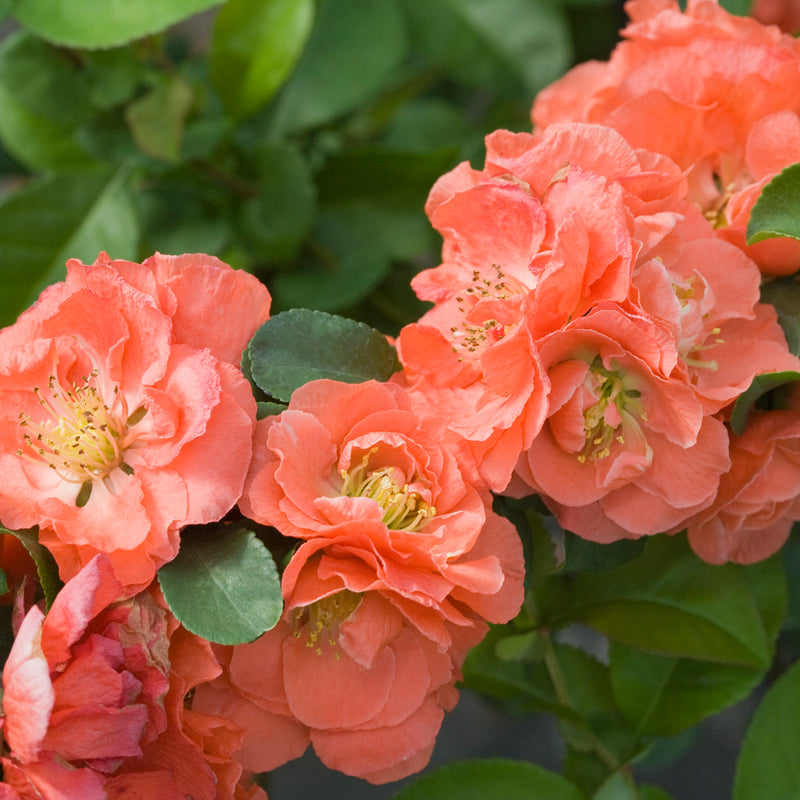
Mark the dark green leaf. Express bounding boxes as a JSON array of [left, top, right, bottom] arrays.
[[542, 534, 774, 668], [730, 371, 800, 436], [734, 659, 800, 800], [210, 0, 314, 120], [719, 0, 752, 15], [0, 167, 138, 327], [403, 0, 570, 95], [11, 0, 223, 48], [235, 141, 316, 262], [747, 162, 800, 245], [257, 400, 287, 419], [269, 0, 406, 134], [0, 31, 96, 171], [124, 73, 194, 162], [1, 525, 63, 609], [760, 277, 800, 357], [157, 524, 282, 645], [393, 758, 583, 800], [562, 531, 646, 574], [248, 309, 401, 402]]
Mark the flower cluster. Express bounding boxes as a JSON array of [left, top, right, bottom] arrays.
[[1, 1, 800, 797]]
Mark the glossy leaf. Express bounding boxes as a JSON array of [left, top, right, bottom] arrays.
[[10, 0, 223, 48], [248, 309, 401, 402], [747, 161, 800, 245], [269, 0, 406, 134], [734, 659, 800, 800], [210, 0, 314, 120], [0, 168, 138, 327], [158, 525, 282, 645], [542, 535, 774, 668], [393, 758, 583, 800]]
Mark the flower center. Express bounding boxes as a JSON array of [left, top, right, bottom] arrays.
[[578, 360, 646, 463], [340, 449, 435, 532], [449, 265, 524, 361], [17, 370, 142, 487], [291, 590, 362, 656]]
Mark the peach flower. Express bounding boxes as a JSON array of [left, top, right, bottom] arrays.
[[686, 401, 800, 564], [230, 378, 524, 780], [0, 556, 266, 800], [0, 256, 258, 591], [397, 122, 692, 490], [513, 303, 731, 541], [752, 0, 800, 34], [532, 0, 800, 275]]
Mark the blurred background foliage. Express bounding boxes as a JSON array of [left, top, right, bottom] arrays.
[[0, 0, 626, 333], [8, 2, 800, 799]]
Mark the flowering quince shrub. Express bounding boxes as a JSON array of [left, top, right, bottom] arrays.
[[4, 1, 800, 800]]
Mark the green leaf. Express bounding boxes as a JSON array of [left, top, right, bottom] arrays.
[[248, 309, 401, 402], [1, 525, 63, 609], [734, 659, 800, 800], [10, 0, 223, 48], [403, 0, 570, 96], [0, 31, 96, 171], [747, 162, 800, 245], [393, 758, 584, 800], [235, 141, 316, 263], [719, 0, 752, 15], [210, 0, 314, 120], [157, 524, 282, 645], [562, 530, 645, 574], [124, 73, 194, 162], [610, 554, 785, 735], [729, 371, 800, 436], [542, 534, 774, 668], [0, 167, 139, 327], [760, 277, 800, 357], [269, 0, 406, 134]]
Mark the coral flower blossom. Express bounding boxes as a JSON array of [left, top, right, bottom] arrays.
[[532, 0, 800, 275], [231, 378, 524, 780], [397, 122, 691, 490], [0, 256, 259, 591], [0, 556, 266, 800], [513, 303, 731, 542], [686, 402, 800, 564]]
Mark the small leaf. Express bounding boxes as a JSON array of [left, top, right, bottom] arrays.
[[747, 161, 800, 245], [729, 371, 800, 436], [393, 758, 584, 800], [10, 0, 223, 48], [719, 0, 753, 15], [158, 524, 282, 645], [124, 73, 194, 163], [760, 277, 800, 357], [248, 309, 401, 403], [1, 525, 63, 609], [210, 0, 314, 120], [734, 659, 800, 800]]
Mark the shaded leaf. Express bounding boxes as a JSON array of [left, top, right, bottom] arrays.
[[11, 0, 223, 48], [210, 0, 314, 120], [542, 534, 774, 668], [158, 524, 282, 645], [730, 371, 800, 436], [393, 758, 583, 800], [0, 167, 138, 327], [248, 309, 400, 402], [124, 73, 194, 162], [1, 525, 63, 609], [734, 659, 800, 800], [269, 0, 406, 134]]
